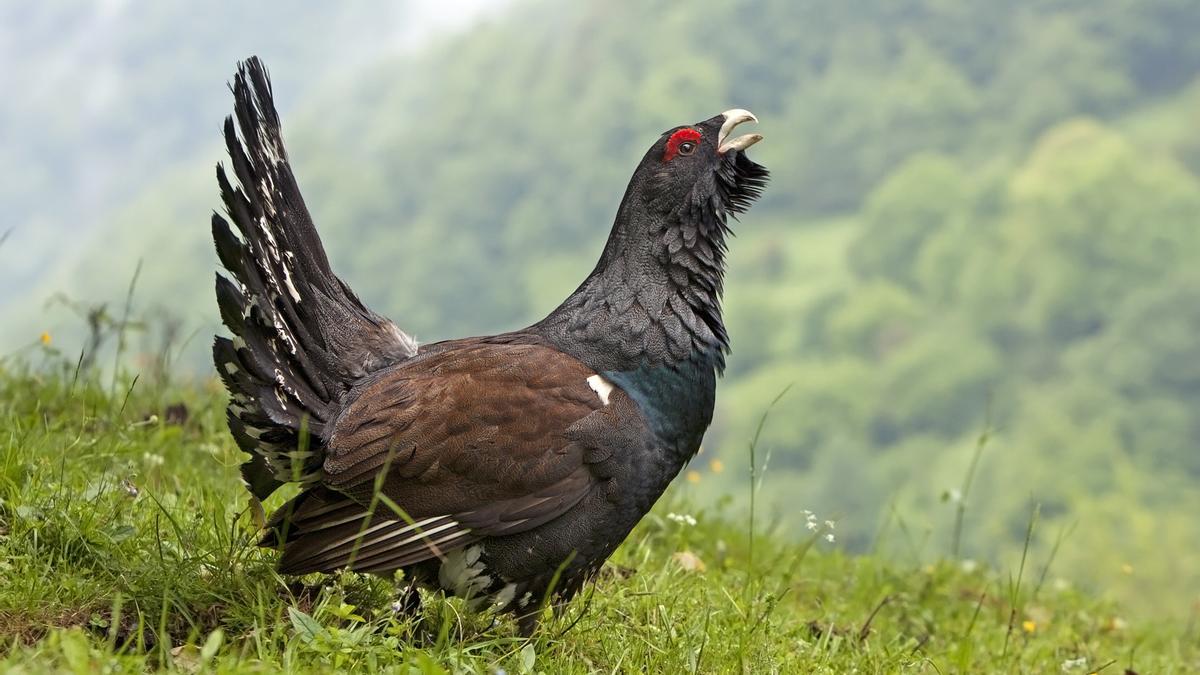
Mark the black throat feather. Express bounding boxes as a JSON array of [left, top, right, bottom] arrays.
[[535, 151, 768, 376]]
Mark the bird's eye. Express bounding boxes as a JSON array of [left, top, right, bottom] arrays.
[[663, 128, 703, 162]]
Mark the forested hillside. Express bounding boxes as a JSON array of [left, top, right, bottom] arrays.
[[8, 0, 1200, 617]]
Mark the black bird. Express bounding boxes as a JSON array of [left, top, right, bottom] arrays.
[[212, 57, 767, 634]]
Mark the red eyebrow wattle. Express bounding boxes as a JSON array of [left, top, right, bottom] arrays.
[[663, 128, 702, 162]]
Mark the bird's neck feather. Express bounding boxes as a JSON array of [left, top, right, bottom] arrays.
[[537, 185, 731, 375], [528, 187, 729, 457]]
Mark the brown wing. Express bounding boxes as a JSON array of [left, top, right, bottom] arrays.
[[266, 341, 617, 574]]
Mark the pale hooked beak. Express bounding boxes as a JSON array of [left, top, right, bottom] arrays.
[[718, 108, 762, 154]]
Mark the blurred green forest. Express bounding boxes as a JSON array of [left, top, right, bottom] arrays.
[[5, 0, 1200, 618]]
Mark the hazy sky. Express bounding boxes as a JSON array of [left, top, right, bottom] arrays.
[[0, 1, 509, 317]]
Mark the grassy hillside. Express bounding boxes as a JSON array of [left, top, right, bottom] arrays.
[[0, 362, 1195, 673], [8, 0, 1200, 637]]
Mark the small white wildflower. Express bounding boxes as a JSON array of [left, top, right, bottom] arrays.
[[948, 488, 963, 504], [961, 559, 979, 573], [806, 520, 819, 531], [1059, 656, 1087, 671], [667, 513, 697, 527], [824, 520, 835, 530], [142, 452, 165, 467], [802, 509, 813, 517], [824, 533, 835, 543]]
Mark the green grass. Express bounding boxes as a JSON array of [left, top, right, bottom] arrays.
[[0, 364, 1195, 673]]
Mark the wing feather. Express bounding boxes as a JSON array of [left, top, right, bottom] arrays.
[[266, 342, 617, 575]]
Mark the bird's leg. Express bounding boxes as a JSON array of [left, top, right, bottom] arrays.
[[515, 607, 543, 638], [390, 579, 442, 647], [514, 593, 575, 637], [390, 579, 423, 621]]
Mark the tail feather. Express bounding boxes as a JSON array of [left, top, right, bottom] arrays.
[[213, 56, 417, 499]]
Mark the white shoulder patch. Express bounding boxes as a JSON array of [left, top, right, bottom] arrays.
[[587, 374, 615, 406]]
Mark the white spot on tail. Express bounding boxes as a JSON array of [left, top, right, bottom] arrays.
[[259, 179, 276, 216], [282, 251, 301, 303], [261, 127, 285, 166], [587, 374, 614, 406], [492, 583, 517, 610], [439, 545, 493, 602]]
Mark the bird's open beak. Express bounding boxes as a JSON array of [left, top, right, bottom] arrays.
[[718, 109, 762, 154]]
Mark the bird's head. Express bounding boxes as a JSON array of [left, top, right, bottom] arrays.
[[540, 110, 769, 369], [635, 109, 769, 220]]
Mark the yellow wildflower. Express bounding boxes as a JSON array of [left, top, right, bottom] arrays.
[[686, 470, 701, 484], [709, 459, 725, 474], [672, 550, 706, 572], [40, 332, 51, 345], [1021, 620, 1036, 633], [1104, 616, 1128, 632]]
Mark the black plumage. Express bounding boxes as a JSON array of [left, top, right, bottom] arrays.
[[212, 57, 767, 634]]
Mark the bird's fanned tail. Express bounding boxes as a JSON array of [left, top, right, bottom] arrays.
[[212, 57, 417, 499]]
